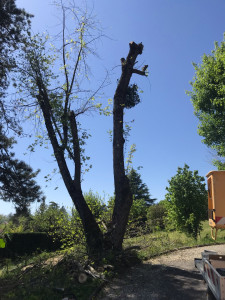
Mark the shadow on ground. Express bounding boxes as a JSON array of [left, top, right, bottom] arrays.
[[100, 263, 209, 300]]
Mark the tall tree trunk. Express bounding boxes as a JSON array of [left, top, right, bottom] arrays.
[[110, 42, 147, 250], [36, 79, 103, 257]]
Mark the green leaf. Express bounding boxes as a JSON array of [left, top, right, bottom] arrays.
[[0, 239, 6, 248]]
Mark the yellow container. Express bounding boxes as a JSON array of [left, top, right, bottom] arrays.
[[206, 170, 225, 240]]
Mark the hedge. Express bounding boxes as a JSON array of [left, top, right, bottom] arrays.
[[0, 232, 61, 258]]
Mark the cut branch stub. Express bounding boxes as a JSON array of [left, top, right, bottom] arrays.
[[120, 42, 147, 77], [129, 41, 143, 55], [78, 272, 88, 283]]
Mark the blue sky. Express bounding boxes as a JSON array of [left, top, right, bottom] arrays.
[[2, 0, 225, 214]]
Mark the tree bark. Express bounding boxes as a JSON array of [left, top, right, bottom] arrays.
[[110, 42, 147, 250], [28, 41, 147, 257], [36, 77, 103, 257]]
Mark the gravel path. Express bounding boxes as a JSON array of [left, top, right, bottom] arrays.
[[98, 244, 225, 300]]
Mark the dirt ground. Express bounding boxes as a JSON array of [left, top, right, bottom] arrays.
[[98, 244, 225, 300]]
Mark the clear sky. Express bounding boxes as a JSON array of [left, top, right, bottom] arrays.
[[2, 0, 225, 214]]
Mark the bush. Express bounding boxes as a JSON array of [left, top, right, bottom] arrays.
[[0, 232, 58, 258], [125, 199, 148, 237], [129, 199, 148, 222], [165, 164, 207, 239], [147, 202, 167, 231], [84, 190, 107, 221], [30, 192, 108, 250], [7, 215, 33, 233]]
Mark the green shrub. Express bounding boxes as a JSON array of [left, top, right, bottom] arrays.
[[84, 190, 107, 221], [124, 199, 148, 237], [29, 192, 107, 250], [147, 202, 167, 231], [165, 164, 207, 239], [0, 239, 5, 248], [1, 232, 58, 258]]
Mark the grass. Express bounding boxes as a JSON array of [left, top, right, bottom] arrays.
[[1, 220, 225, 299], [123, 220, 225, 260]]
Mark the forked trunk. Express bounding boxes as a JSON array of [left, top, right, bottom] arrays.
[[34, 41, 147, 257], [36, 82, 104, 257]]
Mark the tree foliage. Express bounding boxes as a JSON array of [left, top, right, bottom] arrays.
[[0, 126, 45, 215], [30, 192, 107, 249], [165, 164, 207, 239], [0, 0, 32, 131], [147, 201, 167, 231], [124, 84, 141, 109], [0, 0, 32, 89], [188, 35, 225, 165], [30, 201, 77, 248], [84, 190, 107, 221], [128, 168, 156, 206]]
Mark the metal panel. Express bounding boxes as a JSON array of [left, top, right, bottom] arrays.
[[221, 277, 225, 300], [195, 251, 225, 300], [204, 259, 220, 300]]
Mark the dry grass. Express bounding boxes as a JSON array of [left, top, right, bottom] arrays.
[[123, 220, 225, 260]]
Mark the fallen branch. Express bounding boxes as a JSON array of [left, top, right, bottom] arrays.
[[85, 265, 101, 279]]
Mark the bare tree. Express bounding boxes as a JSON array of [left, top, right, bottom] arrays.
[[15, 1, 148, 256], [15, 2, 105, 257]]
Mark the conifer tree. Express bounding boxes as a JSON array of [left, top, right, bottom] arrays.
[[0, 126, 45, 215], [128, 168, 156, 206], [0, 0, 32, 131]]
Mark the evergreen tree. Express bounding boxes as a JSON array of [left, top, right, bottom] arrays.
[[0, 126, 45, 215], [0, 0, 32, 92], [0, 0, 32, 131], [128, 168, 156, 206]]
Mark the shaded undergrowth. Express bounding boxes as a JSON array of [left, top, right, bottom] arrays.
[[0, 246, 101, 300]]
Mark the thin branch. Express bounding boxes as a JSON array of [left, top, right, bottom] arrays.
[[68, 42, 83, 97], [62, 7, 69, 95], [86, 70, 109, 102]]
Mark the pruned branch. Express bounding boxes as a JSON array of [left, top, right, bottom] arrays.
[[129, 41, 143, 54], [121, 58, 126, 65], [132, 69, 147, 76], [132, 64, 148, 76]]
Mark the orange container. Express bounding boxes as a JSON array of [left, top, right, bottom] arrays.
[[206, 170, 225, 239]]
